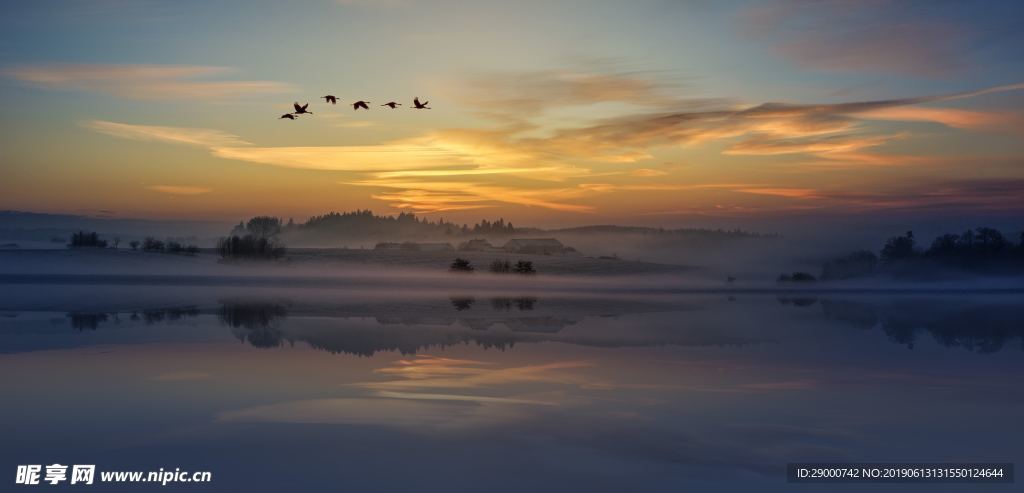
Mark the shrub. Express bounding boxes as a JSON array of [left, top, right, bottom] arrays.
[[142, 237, 165, 252], [881, 231, 917, 263], [513, 260, 536, 274], [68, 231, 108, 248], [245, 216, 283, 240], [450, 258, 474, 272], [217, 235, 286, 260], [129, 240, 140, 250]]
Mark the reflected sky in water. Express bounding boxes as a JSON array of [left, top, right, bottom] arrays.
[[1, 286, 1022, 492]]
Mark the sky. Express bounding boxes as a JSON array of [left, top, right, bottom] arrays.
[[1, 0, 1022, 229]]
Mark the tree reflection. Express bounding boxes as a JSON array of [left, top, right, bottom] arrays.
[[449, 297, 475, 311], [218, 301, 289, 349], [142, 306, 200, 324], [58, 296, 1022, 357], [490, 297, 537, 311], [67, 312, 108, 331], [67, 307, 199, 330], [821, 299, 1024, 352]]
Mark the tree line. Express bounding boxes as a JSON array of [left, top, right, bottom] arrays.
[[67, 231, 198, 255], [821, 227, 1024, 280], [273, 210, 528, 242], [219, 216, 287, 260]]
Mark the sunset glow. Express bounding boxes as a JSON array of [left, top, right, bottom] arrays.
[[2, 1, 1022, 226]]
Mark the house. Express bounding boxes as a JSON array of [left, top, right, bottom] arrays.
[[374, 241, 454, 252], [502, 238, 568, 255], [458, 238, 500, 252]]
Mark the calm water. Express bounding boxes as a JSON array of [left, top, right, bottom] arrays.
[[1, 283, 1022, 492]]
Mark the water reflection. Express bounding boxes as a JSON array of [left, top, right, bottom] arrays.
[[821, 299, 1024, 352], [67, 311, 109, 330], [1, 290, 1022, 492], [68, 306, 201, 330], [449, 296, 475, 311], [490, 297, 537, 311], [220, 301, 289, 348], [51, 297, 770, 356], [138, 306, 200, 324], [49, 296, 1024, 355]]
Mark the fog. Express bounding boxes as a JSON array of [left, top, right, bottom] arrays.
[[2, 251, 1022, 309], [2, 210, 1022, 287]]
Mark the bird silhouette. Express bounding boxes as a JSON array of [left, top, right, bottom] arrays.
[[321, 95, 338, 105], [352, 101, 371, 110], [279, 113, 298, 120], [412, 97, 431, 109], [293, 102, 313, 115], [382, 101, 401, 109]]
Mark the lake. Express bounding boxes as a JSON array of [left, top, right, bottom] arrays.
[[1, 282, 1021, 491]]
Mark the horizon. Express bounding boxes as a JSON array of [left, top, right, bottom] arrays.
[[2, 1, 1023, 232], [5, 207, 1021, 242]]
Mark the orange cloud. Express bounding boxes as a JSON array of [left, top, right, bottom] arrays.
[[630, 168, 669, 177], [724, 133, 902, 157], [734, 187, 822, 199], [346, 179, 596, 213], [372, 167, 564, 179], [211, 145, 472, 172], [857, 107, 1021, 130]]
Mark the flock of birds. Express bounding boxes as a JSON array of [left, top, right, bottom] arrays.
[[279, 95, 431, 120]]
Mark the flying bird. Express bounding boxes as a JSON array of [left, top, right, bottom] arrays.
[[293, 102, 313, 114], [382, 101, 401, 109], [321, 95, 338, 105], [412, 97, 431, 109], [352, 100, 371, 110], [279, 113, 298, 120]]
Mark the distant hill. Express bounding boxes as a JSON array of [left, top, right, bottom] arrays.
[[280, 210, 542, 245], [273, 210, 770, 246], [549, 225, 770, 238]]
